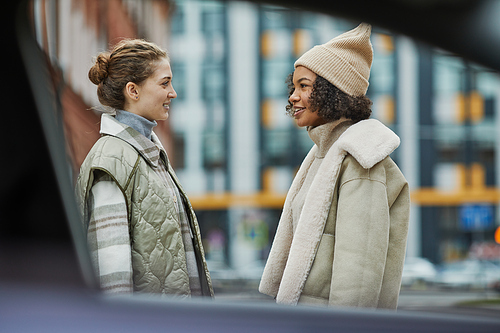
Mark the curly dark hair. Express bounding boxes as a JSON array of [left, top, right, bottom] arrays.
[[285, 73, 372, 123]]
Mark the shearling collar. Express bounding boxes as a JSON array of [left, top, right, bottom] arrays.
[[336, 118, 400, 169], [307, 118, 354, 158], [259, 118, 400, 305]]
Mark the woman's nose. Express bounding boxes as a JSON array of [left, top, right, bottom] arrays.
[[169, 87, 177, 99], [289, 90, 299, 103]]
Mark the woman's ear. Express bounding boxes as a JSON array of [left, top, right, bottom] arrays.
[[125, 82, 139, 101]]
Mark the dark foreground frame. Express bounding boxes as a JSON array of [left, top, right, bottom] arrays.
[[1, 1, 499, 332]]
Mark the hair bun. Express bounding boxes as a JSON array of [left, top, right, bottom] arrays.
[[88, 53, 110, 85]]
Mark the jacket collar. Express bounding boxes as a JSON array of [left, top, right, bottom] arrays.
[[336, 118, 400, 169], [307, 118, 354, 158], [99, 113, 165, 168]]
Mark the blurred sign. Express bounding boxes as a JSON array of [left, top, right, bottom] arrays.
[[460, 204, 493, 231], [238, 215, 269, 250]]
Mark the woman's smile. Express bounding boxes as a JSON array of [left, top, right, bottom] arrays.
[[293, 107, 306, 117]]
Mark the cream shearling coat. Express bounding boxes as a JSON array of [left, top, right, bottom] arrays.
[[259, 119, 410, 309]]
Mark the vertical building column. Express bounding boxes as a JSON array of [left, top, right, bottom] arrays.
[[397, 36, 421, 258], [227, 2, 260, 269], [172, 1, 207, 194], [418, 44, 440, 263], [227, 2, 259, 193], [495, 81, 500, 223]]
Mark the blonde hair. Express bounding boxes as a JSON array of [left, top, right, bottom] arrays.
[[88, 39, 168, 110]]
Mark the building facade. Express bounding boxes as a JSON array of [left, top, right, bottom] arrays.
[[32, 0, 500, 279], [167, 0, 500, 271]]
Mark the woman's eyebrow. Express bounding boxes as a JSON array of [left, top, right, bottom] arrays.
[[297, 77, 312, 83], [159, 75, 172, 81]]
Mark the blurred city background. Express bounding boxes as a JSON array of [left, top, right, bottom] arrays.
[[31, 0, 500, 309]]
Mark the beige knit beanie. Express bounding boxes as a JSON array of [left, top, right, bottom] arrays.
[[294, 23, 373, 97]]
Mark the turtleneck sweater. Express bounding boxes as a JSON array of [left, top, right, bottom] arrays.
[[115, 109, 157, 140], [291, 118, 353, 233]]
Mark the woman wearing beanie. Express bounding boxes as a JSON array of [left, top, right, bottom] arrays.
[[259, 24, 410, 309], [76, 39, 213, 298]]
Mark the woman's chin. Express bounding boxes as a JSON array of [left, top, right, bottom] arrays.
[[156, 113, 169, 121], [295, 119, 307, 127]]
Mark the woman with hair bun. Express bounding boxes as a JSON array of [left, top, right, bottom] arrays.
[[259, 24, 410, 309], [76, 39, 213, 298]]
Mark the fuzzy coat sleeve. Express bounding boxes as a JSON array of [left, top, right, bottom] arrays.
[[328, 155, 390, 307]]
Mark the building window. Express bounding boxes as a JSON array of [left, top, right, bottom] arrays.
[[173, 133, 186, 169], [201, 4, 225, 34], [261, 7, 292, 30], [203, 129, 226, 169], [202, 63, 225, 102], [170, 3, 185, 34], [171, 61, 185, 101]]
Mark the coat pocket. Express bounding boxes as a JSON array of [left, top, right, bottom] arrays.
[[301, 233, 335, 300]]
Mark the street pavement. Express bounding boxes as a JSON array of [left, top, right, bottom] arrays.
[[212, 279, 500, 319], [398, 289, 500, 318]]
